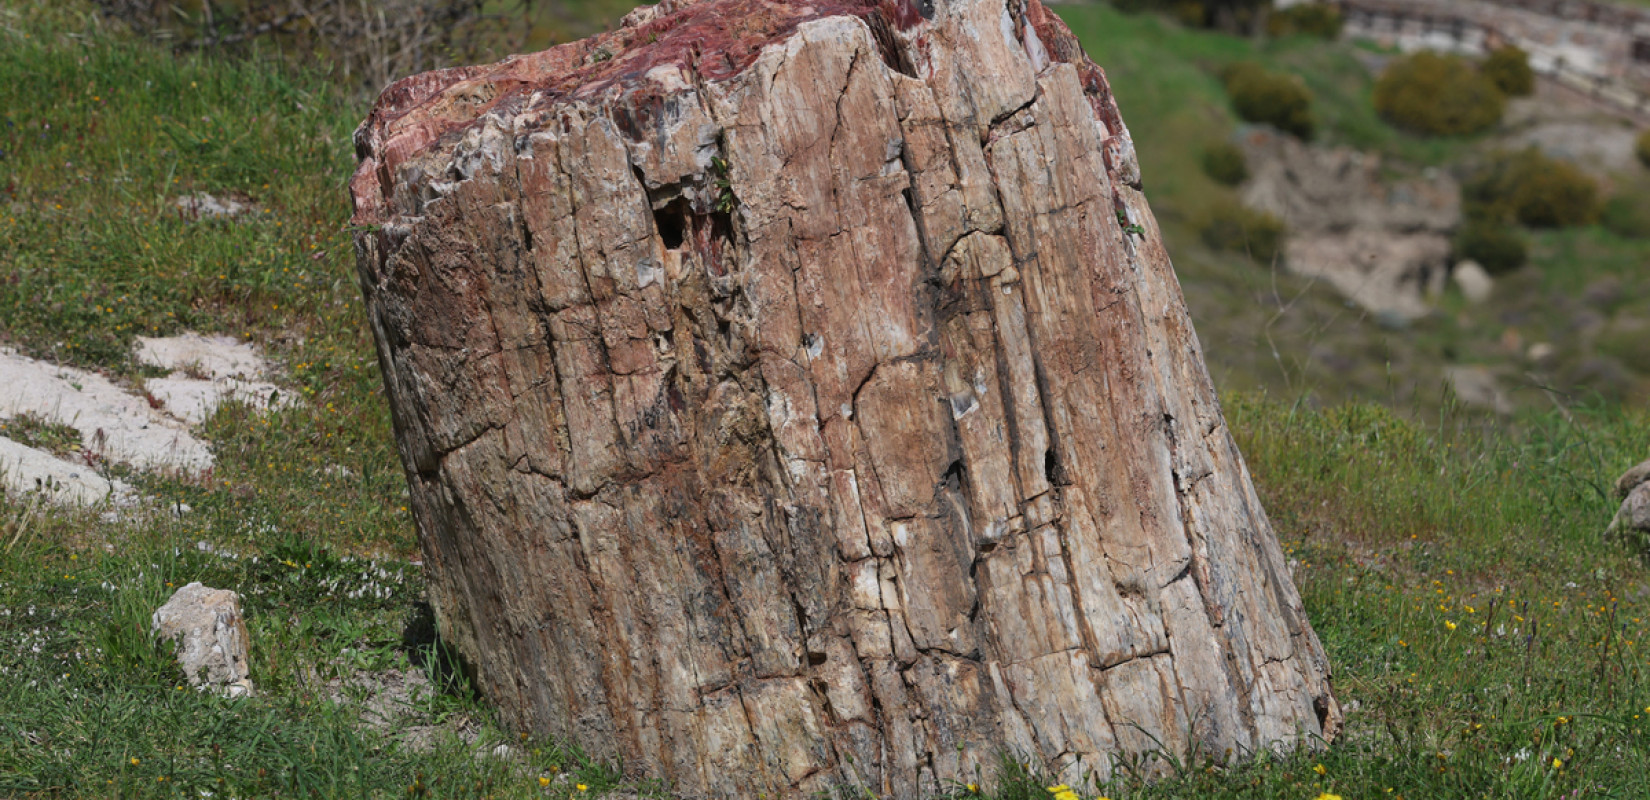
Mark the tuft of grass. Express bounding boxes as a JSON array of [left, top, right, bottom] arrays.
[[0, 412, 82, 457]]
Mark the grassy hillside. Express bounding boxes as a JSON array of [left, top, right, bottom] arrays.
[[4, 2, 1650, 798], [1057, 4, 1650, 415]]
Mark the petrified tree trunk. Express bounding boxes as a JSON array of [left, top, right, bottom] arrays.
[[350, 0, 1339, 795]]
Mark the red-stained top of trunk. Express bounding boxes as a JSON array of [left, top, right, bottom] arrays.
[[348, 0, 1129, 226], [350, 0, 940, 225]]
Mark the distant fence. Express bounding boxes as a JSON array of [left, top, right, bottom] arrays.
[[1325, 0, 1650, 119]]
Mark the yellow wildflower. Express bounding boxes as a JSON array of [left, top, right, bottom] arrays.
[[1047, 785, 1080, 800], [1445, 620, 1457, 631], [1313, 763, 1327, 775], [539, 777, 551, 787]]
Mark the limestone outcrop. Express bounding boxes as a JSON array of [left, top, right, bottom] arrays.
[[350, 0, 1340, 795], [1237, 126, 1459, 320]]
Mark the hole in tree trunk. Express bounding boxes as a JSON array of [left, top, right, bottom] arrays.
[[654, 197, 691, 250]]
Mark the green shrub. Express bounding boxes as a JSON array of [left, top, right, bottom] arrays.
[[1199, 199, 1286, 263], [1602, 191, 1650, 239], [1172, 1, 1208, 27], [1221, 62, 1316, 139], [1111, 0, 1268, 32], [1452, 221, 1527, 274], [1267, 3, 1343, 38], [1637, 130, 1650, 169], [1373, 52, 1505, 136], [1201, 141, 1250, 186], [1595, 323, 1650, 374], [1481, 45, 1534, 97], [1463, 148, 1600, 228]]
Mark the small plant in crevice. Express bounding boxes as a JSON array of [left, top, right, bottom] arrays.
[[710, 155, 737, 214], [1117, 208, 1146, 237]]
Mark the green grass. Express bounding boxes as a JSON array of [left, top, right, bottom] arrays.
[[6, 1, 1650, 798]]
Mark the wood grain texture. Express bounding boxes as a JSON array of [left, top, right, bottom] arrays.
[[350, 0, 1340, 795]]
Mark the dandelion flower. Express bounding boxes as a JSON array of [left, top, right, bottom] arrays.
[[1315, 794, 1343, 800], [539, 776, 550, 787], [1047, 785, 1080, 800], [577, 785, 588, 793]]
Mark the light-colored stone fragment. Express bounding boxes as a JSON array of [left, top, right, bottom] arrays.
[[136, 332, 270, 379], [1445, 365, 1513, 414], [136, 333, 289, 424], [1616, 459, 1650, 501], [151, 582, 254, 696], [1452, 260, 1494, 304], [0, 348, 212, 474], [174, 193, 251, 218], [0, 435, 134, 506], [1609, 481, 1650, 542]]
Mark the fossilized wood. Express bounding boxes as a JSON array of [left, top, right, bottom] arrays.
[[350, 0, 1340, 795]]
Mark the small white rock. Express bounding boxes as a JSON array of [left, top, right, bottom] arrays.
[[151, 582, 254, 696], [1452, 260, 1494, 304]]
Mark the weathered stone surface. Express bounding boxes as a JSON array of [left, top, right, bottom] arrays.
[[350, 0, 1339, 795], [1609, 481, 1650, 543], [151, 582, 254, 696], [1616, 459, 1650, 501]]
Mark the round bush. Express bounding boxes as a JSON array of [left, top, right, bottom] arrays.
[[1267, 3, 1343, 38], [1172, 1, 1208, 27], [1464, 148, 1600, 228], [1222, 62, 1316, 140], [1199, 199, 1286, 264], [1201, 141, 1250, 186], [1637, 130, 1650, 169], [1482, 46, 1534, 97], [1452, 221, 1527, 275], [1603, 192, 1650, 239], [1374, 52, 1504, 136]]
